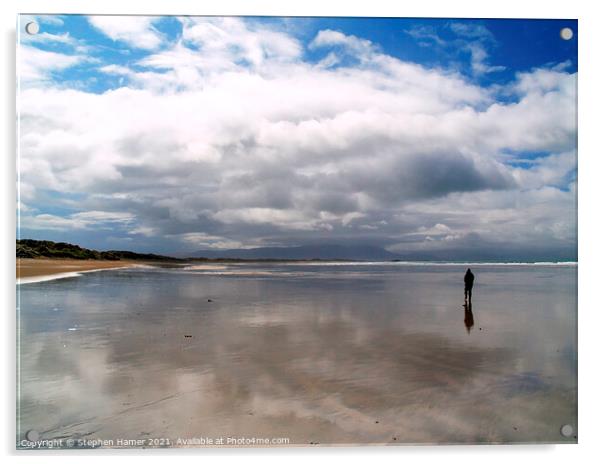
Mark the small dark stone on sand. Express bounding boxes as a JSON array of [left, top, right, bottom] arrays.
[[208, 299, 213, 302], [184, 335, 192, 338], [375, 420, 379, 424]]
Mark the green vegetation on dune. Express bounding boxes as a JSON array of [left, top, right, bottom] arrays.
[[17, 239, 118, 260], [16, 239, 181, 262]]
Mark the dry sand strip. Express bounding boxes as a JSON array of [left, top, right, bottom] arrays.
[[17, 258, 136, 283]]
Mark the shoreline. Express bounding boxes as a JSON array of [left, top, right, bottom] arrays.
[[16, 258, 139, 285], [16, 257, 578, 285]]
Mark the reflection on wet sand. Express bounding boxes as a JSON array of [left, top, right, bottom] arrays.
[[464, 302, 474, 334], [17, 264, 577, 446]]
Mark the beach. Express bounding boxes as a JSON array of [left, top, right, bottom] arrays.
[[17, 258, 136, 283], [16, 262, 577, 447]]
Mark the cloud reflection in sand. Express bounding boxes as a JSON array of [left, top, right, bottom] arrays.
[[17, 264, 577, 445]]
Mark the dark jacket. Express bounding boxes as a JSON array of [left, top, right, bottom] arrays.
[[464, 270, 475, 288]]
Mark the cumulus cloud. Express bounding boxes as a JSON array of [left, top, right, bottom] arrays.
[[88, 16, 165, 50], [181, 17, 302, 67], [18, 45, 90, 84], [17, 18, 577, 258], [309, 29, 376, 58]]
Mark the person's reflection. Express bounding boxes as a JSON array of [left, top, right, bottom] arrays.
[[463, 302, 474, 334]]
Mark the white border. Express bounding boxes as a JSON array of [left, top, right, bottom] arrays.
[[3, 1, 601, 463]]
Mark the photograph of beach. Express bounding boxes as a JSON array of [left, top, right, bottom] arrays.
[[16, 15, 577, 447]]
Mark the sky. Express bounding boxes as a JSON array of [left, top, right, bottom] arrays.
[[17, 15, 577, 260]]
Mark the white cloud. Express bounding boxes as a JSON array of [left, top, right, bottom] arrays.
[[174, 232, 246, 249], [36, 15, 65, 26], [21, 31, 76, 45], [513, 67, 574, 95], [182, 17, 302, 66], [512, 151, 576, 189], [18, 21, 577, 256], [21, 211, 134, 231], [405, 25, 447, 47], [407, 22, 506, 76], [18, 45, 88, 84], [99, 64, 132, 75], [309, 29, 375, 58], [451, 23, 506, 76], [449, 23, 494, 41], [123, 17, 304, 90], [88, 16, 164, 50], [467, 43, 506, 75]]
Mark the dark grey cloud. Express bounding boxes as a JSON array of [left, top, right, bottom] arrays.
[[18, 19, 577, 260]]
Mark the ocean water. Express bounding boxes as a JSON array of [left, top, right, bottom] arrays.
[[16, 263, 577, 447]]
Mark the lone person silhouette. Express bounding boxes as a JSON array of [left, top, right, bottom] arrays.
[[464, 268, 475, 303]]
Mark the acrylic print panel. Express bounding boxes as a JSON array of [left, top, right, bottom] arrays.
[[16, 14, 577, 448]]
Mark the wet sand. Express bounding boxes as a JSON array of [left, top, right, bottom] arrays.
[[16, 263, 577, 447], [17, 258, 136, 280]]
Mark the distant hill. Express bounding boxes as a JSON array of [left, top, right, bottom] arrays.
[[189, 244, 401, 261], [17, 239, 575, 263], [17, 239, 181, 262], [188, 243, 576, 262]]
